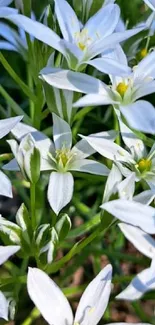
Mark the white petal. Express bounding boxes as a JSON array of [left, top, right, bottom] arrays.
[[0, 116, 23, 139], [120, 100, 155, 134], [72, 130, 117, 159], [79, 135, 133, 162], [0, 245, 20, 265], [7, 14, 64, 54], [87, 27, 144, 59], [116, 256, 155, 300], [73, 93, 116, 108], [3, 158, 20, 171], [0, 291, 9, 321], [85, 4, 120, 39], [88, 57, 131, 76], [75, 265, 112, 325], [0, 171, 12, 198], [117, 173, 135, 200], [48, 172, 74, 215], [52, 113, 72, 149], [118, 223, 155, 259], [133, 190, 155, 205], [0, 0, 13, 5], [101, 199, 155, 234], [119, 119, 146, 159], [27, 267, 73, 325], [103, 163, 122, 203], [54, 0, 80, 42], [134, 50, 155, 81], [69, 159, 109, 176], [40, 68, 105, 94], [11, 122, 47, 141], [0, 7, 17, 17]]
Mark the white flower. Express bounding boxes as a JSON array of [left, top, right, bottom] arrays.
[[4, 114, 116, 215], [74, 119, 155, 191], [40, 47, 155, 134], [0, 116, 23, 198], [6, 0, 144, 74], [26, 265, 151, 325]]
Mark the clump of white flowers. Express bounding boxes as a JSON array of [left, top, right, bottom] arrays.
[[0, 0, 155, 323]]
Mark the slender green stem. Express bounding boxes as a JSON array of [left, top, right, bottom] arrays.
[[113, 109, 121, 145], [30, 183, 36, 230]]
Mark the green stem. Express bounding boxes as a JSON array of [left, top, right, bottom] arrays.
[[30, 183, 36, 230], [113, 109, 120, 145]]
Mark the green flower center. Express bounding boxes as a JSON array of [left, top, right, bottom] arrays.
[[56, 148, 71, 167], [137, 158, 152, 173], [116, 82, 128, 97]]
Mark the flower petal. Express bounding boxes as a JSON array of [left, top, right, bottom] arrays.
[[84, 4, 120, 39], [27, 267, 73, 325], [79, 135, 133, 162], [52, 113, 72, 149], [120, 100, 155, 134], [0, 0, 13, 5], [0, 171, 12, 198], [118, 223, 155, 259], [133, 81, 155, 101], [3, 158, 20, 171], [11, 122, 47, 141], [0, 245, 20, 265], [40, 67, 105, 94], [87, 26, 145, 59], [0, 116, 23, 139], [116, 256, 155, 300], [73, 93, 116, 108], [117, 173, 135, 200], [48, 172, 74, 215], [74, 265, 112, 325], [54, 0, 80, 42], [88, 57, 131, 76], [101, 199, 155, 234], [0, 7, 17, 16], [119, 119, 146, 160], [7, 14, 64, 54], [103, 164, 122, 203], [0, 291, 9, 321], [69, 159, 109, 176], [133, 190, 155, 205], [72, 130, 117, 159]]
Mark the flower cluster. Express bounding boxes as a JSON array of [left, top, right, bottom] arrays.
[[0, 0, 155, 323]]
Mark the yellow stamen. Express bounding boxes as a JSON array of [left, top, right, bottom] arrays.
[[137, 48, 148, 60], [78, 42, 86, 51], [137, 158, 152, 173], [116, 82, 128, 97]]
